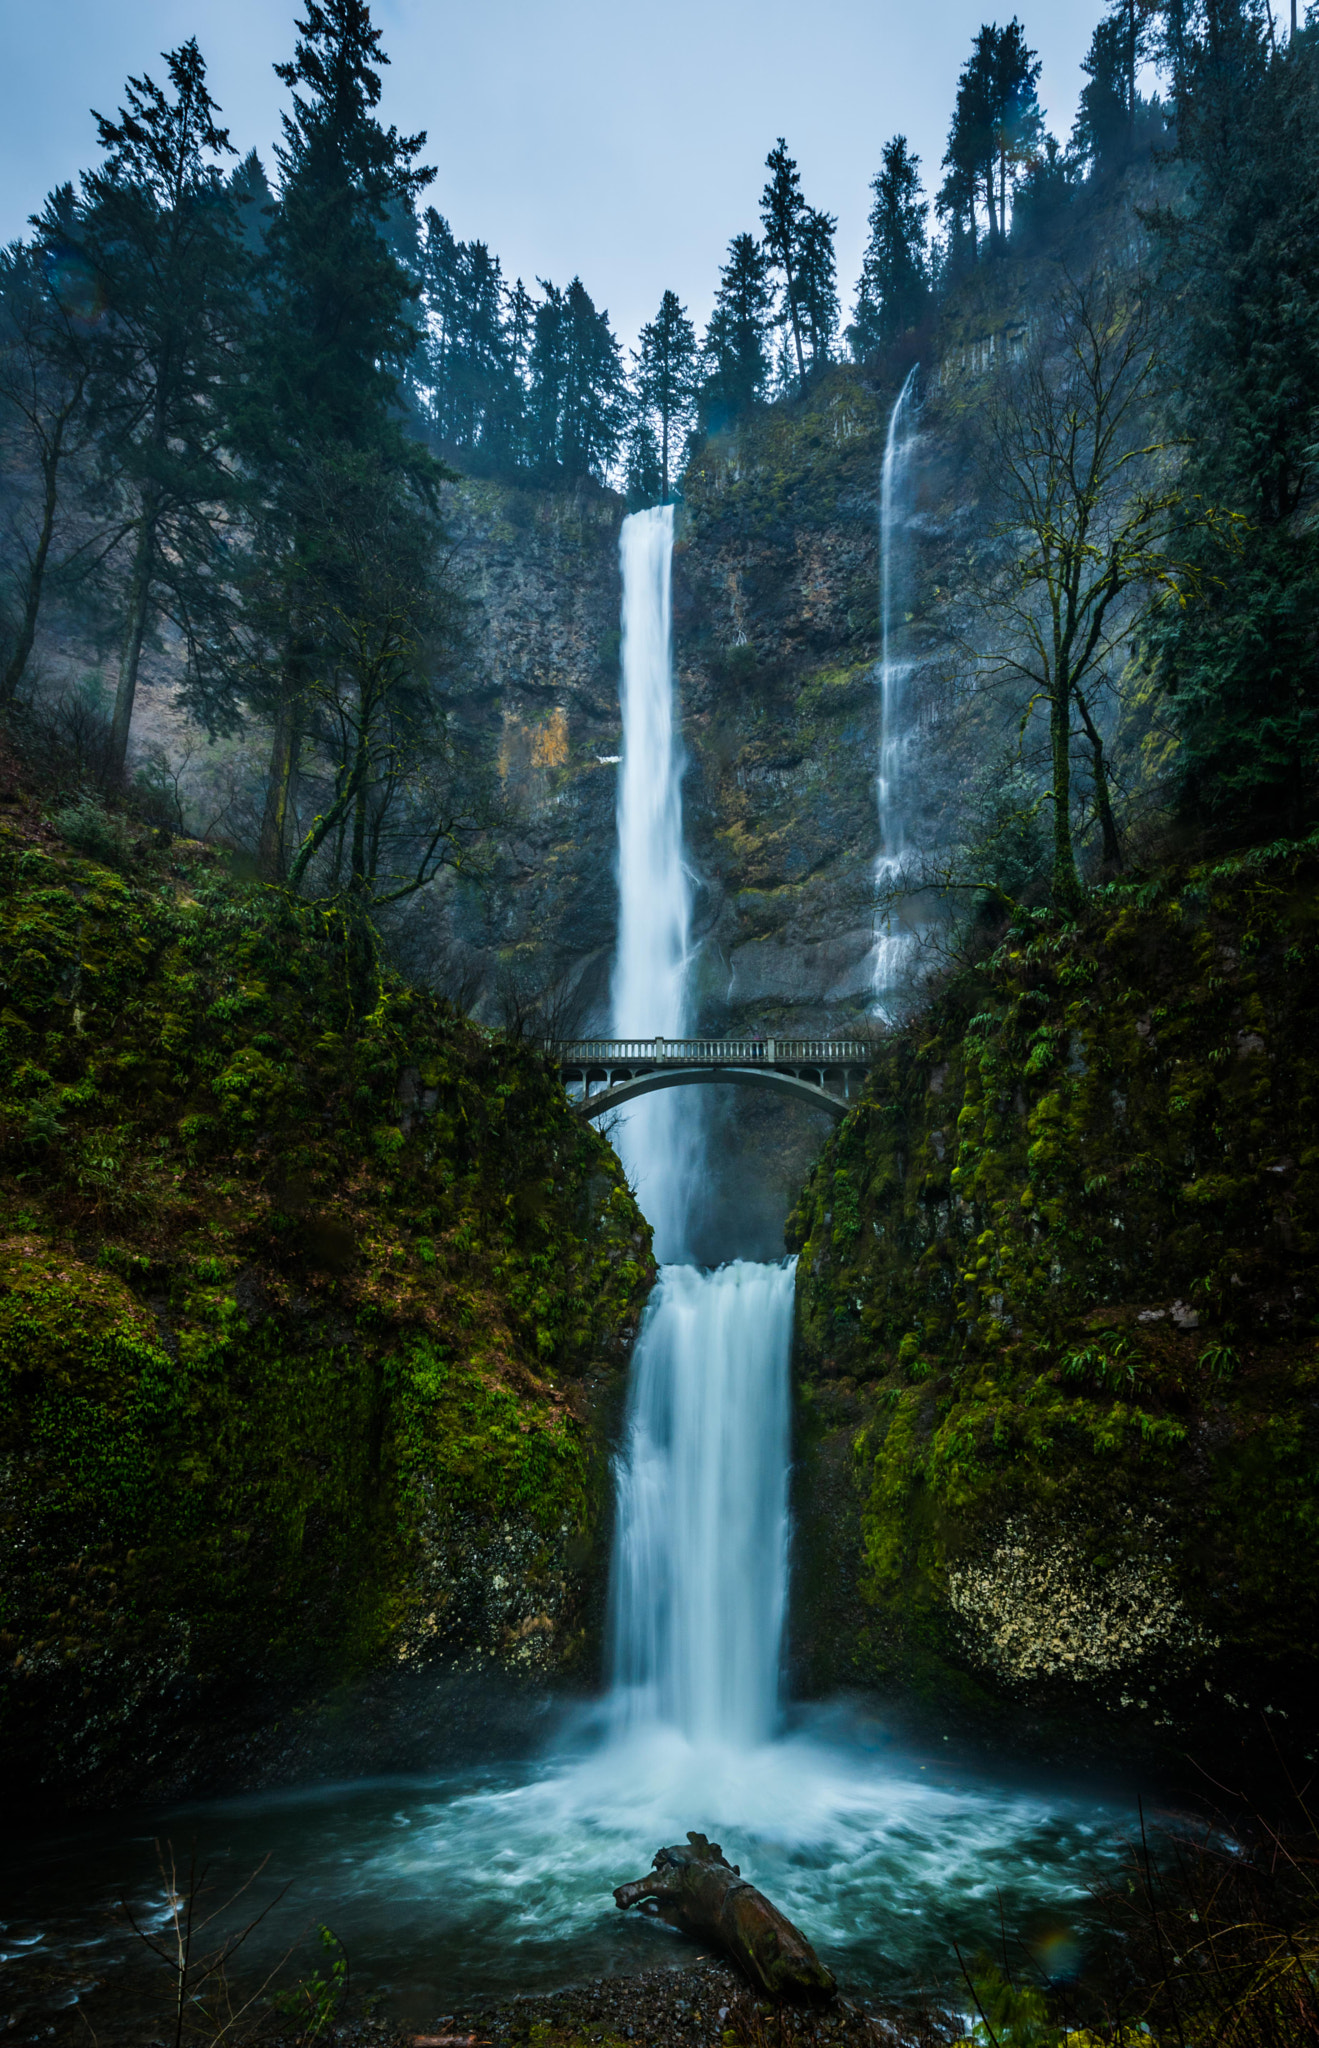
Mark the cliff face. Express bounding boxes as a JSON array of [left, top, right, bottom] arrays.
[[785, 841, 1319, 1756], [0, 808, 653, 1811], [430, 381, 909, 1256], [436, 378, 900, 1044]]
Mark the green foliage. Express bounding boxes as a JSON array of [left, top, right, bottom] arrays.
[[1150, 20, 1319, 841], [272, 1926, 349, 2040], [953, 1958, 1077, 2048], [0, 821, 653, 1796], [849, 135, 929, 359], [789, 836, 1319, 1722]]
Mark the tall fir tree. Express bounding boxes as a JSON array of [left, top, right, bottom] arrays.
[[236, 0, 436, 877], [44, 40, 245, 776], [940, 20, 1042, 255], [849, 137, 929, 361], [632, 289, 698, 501], [526, 276, 624, 482], [760, 138, 810, 396], [797, 207, 839, 371], [699, 233, 772, 431]]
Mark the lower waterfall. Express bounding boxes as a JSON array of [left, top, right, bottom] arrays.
[[608, 1260, 794, 1747]]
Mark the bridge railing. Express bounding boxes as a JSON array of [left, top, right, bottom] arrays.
[[551, 1037, 874, 1066]]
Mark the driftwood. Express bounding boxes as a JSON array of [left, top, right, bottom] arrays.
[[613, 1831, 836, 2004]]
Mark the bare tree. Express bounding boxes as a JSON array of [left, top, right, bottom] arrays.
[[967, 267, 1187, 909]]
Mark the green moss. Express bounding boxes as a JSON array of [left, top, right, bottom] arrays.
[[0, 822, 654, 1798], [789, 838, 1319, 1736]]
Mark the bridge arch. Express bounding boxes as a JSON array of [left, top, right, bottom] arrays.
[[551, 1038, 872, 1124], [578, 1063, 851, 1122]]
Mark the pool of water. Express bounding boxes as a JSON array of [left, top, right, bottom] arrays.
[[1, 1701, 1129, 2031]]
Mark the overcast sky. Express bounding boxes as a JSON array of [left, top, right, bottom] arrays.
[[0, 0, 1105, 354]]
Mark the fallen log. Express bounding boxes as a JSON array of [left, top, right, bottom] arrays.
[[613, 1831, 836, 2004]]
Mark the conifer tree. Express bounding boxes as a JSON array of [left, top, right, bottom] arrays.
[[632, 289, 698, 501], [699, 233, 772, 430], [48, 39, 245, 777], [1147, 2, 1319, 837], [760, 139, 810, 396], [236, 0, 436, 878], [526, 277, 624, 482], [798, 208, 840, 371], [850, 137, 929, 361], [940, 21, 1042, 254]]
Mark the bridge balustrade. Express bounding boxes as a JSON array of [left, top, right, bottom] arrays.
[[547, 1036, 876, 1119]]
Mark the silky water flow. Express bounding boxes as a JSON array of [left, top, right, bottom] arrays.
[[4, 507, 1128, 2030], [872, 364, 922, 1007]]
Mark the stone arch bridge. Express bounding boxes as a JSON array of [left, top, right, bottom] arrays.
[[550, 1038, 874, 1122]]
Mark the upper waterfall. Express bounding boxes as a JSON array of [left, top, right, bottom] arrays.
[[610, 504, 698, 1260], [872, 364, 921, 1006]]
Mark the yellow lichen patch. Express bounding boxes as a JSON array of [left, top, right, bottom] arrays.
[[531, 706, 569, 769]]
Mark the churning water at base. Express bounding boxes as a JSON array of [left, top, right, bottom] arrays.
[[4, 1716, 1126, 2027]]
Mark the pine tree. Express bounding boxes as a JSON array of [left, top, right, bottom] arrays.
[[760, 139, 810, 396], [48, 39, 245, 777], [699, 233, 772, 431], [236, 0, 437, 877], [1147, 3, 1319, 837], [1074, 13, 1136, 170], [798, 208, 839, 372], [527, 277, 624, 482], [632, 289, 698, 501], [940, 21, 1042, 255], [849, 137, 929, 361]]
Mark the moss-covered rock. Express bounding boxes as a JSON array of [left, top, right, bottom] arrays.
[[0, 817, 653, 1808], [787, 837, 1319, 1755]]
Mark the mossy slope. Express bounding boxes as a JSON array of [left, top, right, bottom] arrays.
[[787, 840, 1319, 1751], [0, 819, 653, 1807]]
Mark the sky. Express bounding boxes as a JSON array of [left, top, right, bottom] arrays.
[[0, 0, 1106, 355]]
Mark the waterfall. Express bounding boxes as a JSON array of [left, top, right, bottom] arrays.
[[610, 504, 697, 1262], [873, 364, 921, 1003], [607, 1260, 794, 1747], [605, 508, 792, 1754]]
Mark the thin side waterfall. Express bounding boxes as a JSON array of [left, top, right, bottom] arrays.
[[873, 364, 921, 1003], [607, 1260, 794, 1747], [610, 503, 697, 1261]]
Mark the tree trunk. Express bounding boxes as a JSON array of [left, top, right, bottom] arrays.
[[614, 1833, 835, 2004], [782, 257, 808, 398], [110, 513, 156, 779], [1050, 680, 1082, 912], [258, 686, 302, 881], [1, 443, 60, 706], [1074, 693, 1124, 873]]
